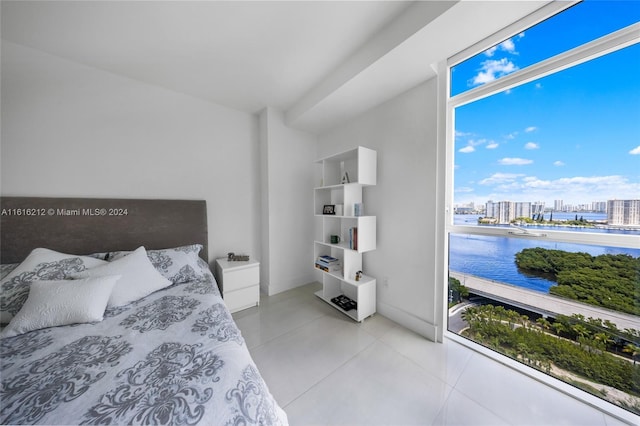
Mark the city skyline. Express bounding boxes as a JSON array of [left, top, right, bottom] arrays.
[[451, 1, 640, 207], [454, 197, 636, 213]]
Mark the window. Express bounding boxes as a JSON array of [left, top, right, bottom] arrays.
[[450, 0, 640, 97], [445, 0, 640, 416]]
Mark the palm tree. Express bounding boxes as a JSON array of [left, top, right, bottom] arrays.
[[552, 321, 566, 337], [593, 332, 613, 351], [507, 310, 520, 330], [572, 324, 590, 346], [517, 342, 530, 364], [519, 314, 530, 329], [536, 317, 551, 333], [623, 343, 640, 365]]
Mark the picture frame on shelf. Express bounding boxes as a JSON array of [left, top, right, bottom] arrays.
[[323, 204, 335, 215]]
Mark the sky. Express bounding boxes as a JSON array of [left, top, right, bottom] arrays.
[[451, 0, 640, 208]]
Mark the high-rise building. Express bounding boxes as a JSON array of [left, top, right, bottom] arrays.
[[531, 202, 545, 216], [486, 201, 533, 224], [607, 200, 640, 226], [592, 201, 607, 213], [554, 200, 563, 211]]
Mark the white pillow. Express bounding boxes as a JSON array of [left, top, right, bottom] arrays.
[[71, 246, 172, 307], [0, 276, 119, 338], [109, 244, 208, 284], [1, 248, 107, 323]]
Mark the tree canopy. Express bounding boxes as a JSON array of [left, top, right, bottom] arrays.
[[515, 248, 640, 316]]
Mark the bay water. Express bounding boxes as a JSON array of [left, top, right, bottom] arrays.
[[450, 214, 640, 293]]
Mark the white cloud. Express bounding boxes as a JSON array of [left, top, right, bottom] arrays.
[[535, 83, 543, 89], [479, 173, 524, 185], [455, 187, 475, 193], [459, 146, 475, 153], [524, 126, 537, 133], [486, 142, 499, 149], [524, 142, 539, 150], [499, 39, 516, 53], [498, 157, 533, 165], [468, 173, 640, 206], [521, 176, 633, 195], [484, 37, 518, 57], [553, 161, 565, 166], [471, 58, 518, 86], [484, 46, 498, 57], [462, 172, 640, 207], [630, 145, 640, 155], [455, 130, 473, 139], [558, 176, 625, 186]]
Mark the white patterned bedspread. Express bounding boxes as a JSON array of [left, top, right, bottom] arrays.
[[0, 267, 288, 425]]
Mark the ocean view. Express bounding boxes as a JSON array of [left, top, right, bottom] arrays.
[[450, 214, 640, 294]]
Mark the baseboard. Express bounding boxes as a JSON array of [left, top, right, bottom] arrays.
[[378, 301, 439, 342]]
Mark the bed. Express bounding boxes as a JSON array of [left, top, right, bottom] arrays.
[[0, 197, 288, 425]]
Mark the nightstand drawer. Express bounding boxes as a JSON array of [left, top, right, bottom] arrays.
[[225, 285, 259, 313], [224, 266, 259, 292]]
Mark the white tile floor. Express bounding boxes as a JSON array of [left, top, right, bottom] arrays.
[[232, 283, 636, 426]]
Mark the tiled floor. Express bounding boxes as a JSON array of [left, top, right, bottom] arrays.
[[232, 283, 635, 425]]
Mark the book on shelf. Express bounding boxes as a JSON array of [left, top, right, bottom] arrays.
[[318, 255, 339, 263], [315, 262, 342, 273], [316, 259, 341, 268], [316, 256, 341, 270], [354, 203, 363, 217], [316, 257, 336, 265], [349, 227, 358, 250]]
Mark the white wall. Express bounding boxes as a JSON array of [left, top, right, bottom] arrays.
[[259, 107, 316, 295], [1, 41, 261, 265], [317, 79, 441, 339]]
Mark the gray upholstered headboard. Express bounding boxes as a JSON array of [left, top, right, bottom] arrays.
[[0, 197, 209, 265]]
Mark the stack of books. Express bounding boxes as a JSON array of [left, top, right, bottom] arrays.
[[315, 255, 341, 273]]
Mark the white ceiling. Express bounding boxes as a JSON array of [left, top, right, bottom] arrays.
[[1, 1, 553, 132]]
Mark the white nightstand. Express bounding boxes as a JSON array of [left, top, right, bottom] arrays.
[[214, 258, 260, 313]]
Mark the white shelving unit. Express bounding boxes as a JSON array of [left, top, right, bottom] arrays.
[[313, 146, 377, 322]]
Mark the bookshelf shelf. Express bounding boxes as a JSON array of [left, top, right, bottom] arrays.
[[313, 146, 377, 322]]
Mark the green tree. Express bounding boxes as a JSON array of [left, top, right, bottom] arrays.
[[623, 344, 640, 365]]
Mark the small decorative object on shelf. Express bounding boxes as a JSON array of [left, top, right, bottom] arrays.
[[331, 294, 357, 311], [227, 252, 250, 261], [354, 203, 363, 217], [323, 204, 335, 215], [341, 171, 350, 184], [355, 270, 363, 281]]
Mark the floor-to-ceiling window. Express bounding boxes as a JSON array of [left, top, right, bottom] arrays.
[[445, 0, 639, 416]]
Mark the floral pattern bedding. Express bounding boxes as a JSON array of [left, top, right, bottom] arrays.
[[0, 264, 288, 425]]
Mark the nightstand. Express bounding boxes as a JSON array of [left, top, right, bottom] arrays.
[[214, 258, 260, 313]]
